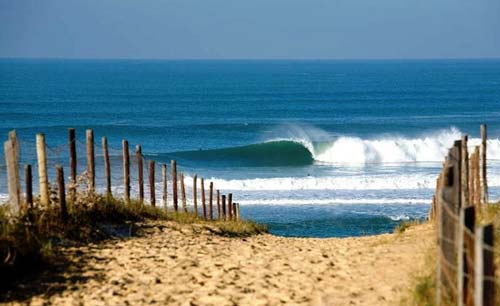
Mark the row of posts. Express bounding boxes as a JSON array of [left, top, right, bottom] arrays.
[[432, 124, 496, 306], [3, 128, 240, 222]]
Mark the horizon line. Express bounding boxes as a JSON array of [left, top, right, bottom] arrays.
[[1, 56, 500, 61]]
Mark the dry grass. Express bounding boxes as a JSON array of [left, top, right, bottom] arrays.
[[0, 191, 266, 286], [406, 202, 500, 306]]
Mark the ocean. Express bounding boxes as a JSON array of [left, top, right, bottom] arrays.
[[1, 59, 500, 237]]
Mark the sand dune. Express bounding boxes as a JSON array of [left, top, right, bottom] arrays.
[[7, 222, 433, 306]]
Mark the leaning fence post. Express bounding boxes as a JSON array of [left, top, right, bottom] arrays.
[[171, 160, 178, 211], [36, 133, 49, 206], [480, 124, 488, 205], [123, 140, 130, 202], [102, 137, 112, 197], [56, 165, 68, 222], [25, 164, 33, 209], [201, 178, 206, 220], [180, 172, 187, 212], [458, 206, 475, 306], [193, 175, 198, 216], [69, 128, 77, 199], [149, 160, 156, 206], [136, 145, 144, 202], [4, 140, 20, 215], [475, 224, 495, 306], [162, 164, 167, 210], [86, 129, 95, 192], [209, 182, 213, 220]]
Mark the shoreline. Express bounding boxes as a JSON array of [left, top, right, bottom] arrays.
[[2, 220, 434, 306]]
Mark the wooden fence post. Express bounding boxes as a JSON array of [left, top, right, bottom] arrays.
[[461, 135, 469, 207], [232, 203, 237, 222], [474, 147, 481, 208], [162, 164, 167, 210], [36, 133, 49, 206], [209, 182, 213, 220], [4, 140, 20, 215], [228, 193, 233, 221], [221, 195, 226, 221], [475, 224, 495, 306], [201, 178, 206, 220], [136, 145, 144, 202], [69, 128, 77, 199], [236, 203, 240, 221], [56, 165, 68, 222], [480, 124, 488, 205], [149, 160, 155, 207], [123, 140, 130, 202], [102, 137, 112, 197], [437, 141, 462, 306], [180, 173, 187, 212], [25, 164, 33, 209], [86, 129, 95, 192], [216, 190, 221, 220], [171, 160, 178, 211], [8, 131, 21, 206], [193, 175, 198, 216], [458, 206, 475, 306]]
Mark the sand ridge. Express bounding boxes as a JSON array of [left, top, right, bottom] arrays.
[[5, 222, 434, 306]]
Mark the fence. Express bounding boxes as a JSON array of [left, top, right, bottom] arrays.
[[430, 124, 497, 306], [2, 128, 241, 222]]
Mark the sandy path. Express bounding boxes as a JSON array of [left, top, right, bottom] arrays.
[[6, 222, 434, 306]]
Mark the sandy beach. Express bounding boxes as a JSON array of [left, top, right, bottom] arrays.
[[3, 221, 434, 306]]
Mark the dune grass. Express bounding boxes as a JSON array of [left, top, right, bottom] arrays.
[[405, 202, 500, 306], [0, 191, 267, 286]]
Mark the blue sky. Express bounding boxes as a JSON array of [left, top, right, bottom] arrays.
[[1, 0, 499, 59]]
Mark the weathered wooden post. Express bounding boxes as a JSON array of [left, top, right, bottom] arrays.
[[201, 178, 207, 220], [193, 175, 198, 216], [474, 147, 481, 208], [69, 128, 77, 199], [149, 160, 155, 207], [136, 145, 144, 202], [171, 160, 178, 211], [437, 141, 462, 306], [56, 165, 68, 222], [123, 140, 130, 202], [8, 131, 20, 199], [36, 133, 49, 206], [25, 164, 33, 209], [475, 224, 495, 306], [102, 137, 112, 197], [209, 182, 214, 220], [228, 193, 233, 221], [86, 129, 95, 192], [236, 203, 240, 221], [4, 139, 21, 214], [221, 194, 226, 221], [461, 135, 469, 207], [216, 190, 221, 220], [480, 124, 488, 205], [232, 203, 237, 221], [162, 164, 167, 210], [180, 173, 187, 212], [458, 206, 475, 306]]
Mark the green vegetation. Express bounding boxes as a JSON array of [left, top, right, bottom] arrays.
[[0, 191, 267, 286], [405, 202, 500, 306], [394, 219, 423, 234]]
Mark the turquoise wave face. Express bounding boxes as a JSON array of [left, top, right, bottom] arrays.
[[164, 140, 314, 167]]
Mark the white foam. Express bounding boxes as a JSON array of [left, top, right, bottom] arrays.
[[237, 198, 430, 205], [272, 127, 500, 164], [206, 173, 500, 191]]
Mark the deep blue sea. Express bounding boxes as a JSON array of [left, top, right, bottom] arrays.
[[1, 59, 500, 237]]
